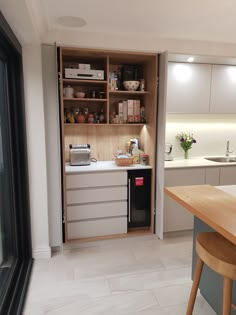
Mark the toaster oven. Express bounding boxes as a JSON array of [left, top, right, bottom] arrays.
[[69, 144, 91, 166]]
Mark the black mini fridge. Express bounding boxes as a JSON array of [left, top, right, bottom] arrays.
[[128, 169, 151, 228]]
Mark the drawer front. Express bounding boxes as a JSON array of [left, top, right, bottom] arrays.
[[66, 171, 127, 189], [67, 186, 127, 204], [67, 217, 127, 239], [67, 201, 127, 221]]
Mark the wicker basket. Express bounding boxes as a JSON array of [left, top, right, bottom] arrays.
[[115, 157, 133, 166]]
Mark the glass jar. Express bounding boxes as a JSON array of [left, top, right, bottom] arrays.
[[140, 153, 149, 165], [99, 92, 105, 99], [88, 114, 94, 123]]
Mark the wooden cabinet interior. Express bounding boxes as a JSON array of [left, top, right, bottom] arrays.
[[59, 47, 158, 241]]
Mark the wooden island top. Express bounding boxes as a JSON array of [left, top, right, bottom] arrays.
[[164, 185, 236, 245]]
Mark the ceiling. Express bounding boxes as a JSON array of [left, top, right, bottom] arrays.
[[2, 0, 236, 48], [38, 0, 236, 44]]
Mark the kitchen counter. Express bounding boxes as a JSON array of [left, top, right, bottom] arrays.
[[165, 156, 236, 169], [66, 161, 152, 173], [165, 184, 236, 315], [164, 184, 236, 244]]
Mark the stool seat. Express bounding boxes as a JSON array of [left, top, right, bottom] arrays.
[[187, 232, 236, 315], [196, 232, 236, 280]]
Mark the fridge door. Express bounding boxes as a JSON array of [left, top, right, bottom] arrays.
[[128, 170, 151, 228]]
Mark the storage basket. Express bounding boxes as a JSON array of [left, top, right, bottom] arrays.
[[115, 157, 133, 166]]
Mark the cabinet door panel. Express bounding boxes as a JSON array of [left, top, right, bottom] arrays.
[[165, 168, 206, 186], [66, 171, 127, 189], [67, 217, 127, 239], [67, 201, 127, 221], [219, 166, 236, 185], [164, 168, 205, 232], [166, 63, 211, 113], [205, 167, 220, 186], [67, 186, 127, 204], [210, 65, 236, 113]]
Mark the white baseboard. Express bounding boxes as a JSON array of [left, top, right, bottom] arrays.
[[33, 246, 51, 259]]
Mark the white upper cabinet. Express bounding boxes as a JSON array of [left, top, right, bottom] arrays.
[[210, 65, 236, 113], [166, 63, 212, 113]]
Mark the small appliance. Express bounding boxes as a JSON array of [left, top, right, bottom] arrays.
[[65, 68, 104, 80], [69, 144, 91, 166], [165, 143, 174, 161]]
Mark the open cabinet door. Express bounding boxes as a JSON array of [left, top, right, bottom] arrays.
[[41, 43, 63, 247], [155, 51, 168, 239]]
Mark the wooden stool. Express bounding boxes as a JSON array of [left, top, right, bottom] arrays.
[[186, 232, 236, 315]]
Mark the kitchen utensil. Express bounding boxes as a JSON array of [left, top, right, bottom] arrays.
[[123, 81, 140, 91], [75, 92, 85, 98]]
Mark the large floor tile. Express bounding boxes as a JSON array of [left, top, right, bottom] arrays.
[[153, 283, 192, 307], [23, 232, 216, 315], [109, 267, 191, 293]]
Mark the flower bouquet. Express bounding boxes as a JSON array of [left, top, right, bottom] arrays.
[[176, 132, 197, 159]]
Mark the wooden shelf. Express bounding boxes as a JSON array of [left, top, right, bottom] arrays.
[[62, 79, 107, 85], [64, 123, 108, 126], [110, 123, 145, 126], [64, 98, 107, 102], [64, 123, 145, 126], [109, 90, 150, 95]]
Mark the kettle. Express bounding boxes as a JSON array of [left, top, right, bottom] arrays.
[[165, 143, 174, 161]]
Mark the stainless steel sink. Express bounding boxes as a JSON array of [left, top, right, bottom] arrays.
[[204, 157, 236, 163]]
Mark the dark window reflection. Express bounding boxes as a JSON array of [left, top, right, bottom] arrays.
[[0, 55, 17, 297]]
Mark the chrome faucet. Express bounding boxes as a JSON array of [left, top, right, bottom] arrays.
[[226, 140, 233, 157]]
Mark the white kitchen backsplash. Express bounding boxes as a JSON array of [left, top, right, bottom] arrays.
[[165, 114, 236, 159]]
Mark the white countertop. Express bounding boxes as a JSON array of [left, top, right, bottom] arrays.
[[66, 161, 152, 173], [216, 185, 236, 197], [165, 156, 236, 169]]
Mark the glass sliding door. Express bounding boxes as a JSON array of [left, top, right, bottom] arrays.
[[0, 51, 18, 301], [0, 12, 33, 315]]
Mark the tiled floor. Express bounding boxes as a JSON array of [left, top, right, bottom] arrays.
[[23, 232, 216, 314]]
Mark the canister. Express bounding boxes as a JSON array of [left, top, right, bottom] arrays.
[[140, 153, 149, 165]]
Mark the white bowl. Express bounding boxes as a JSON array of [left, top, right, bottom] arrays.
[[75, 92, 85, 98], [123, 81, 140, 91]]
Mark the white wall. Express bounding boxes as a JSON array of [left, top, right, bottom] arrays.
[[22, 45, 51, 259], [165, 114, 236, 159]]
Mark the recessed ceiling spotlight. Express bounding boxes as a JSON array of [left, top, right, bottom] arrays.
[[187, 57, 194, 62], [56, 16, 86, 28]]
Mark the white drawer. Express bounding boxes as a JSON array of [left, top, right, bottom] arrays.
[[67, 186, 127, 204], [66, 171, 127, 189], [67, 217, 127, 239], [67, 201, 127, 221]]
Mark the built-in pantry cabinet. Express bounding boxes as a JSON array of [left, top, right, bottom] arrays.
[[167, 62, 236, 114], [164, 166, 236, 232], [58, 46, 160, 242]]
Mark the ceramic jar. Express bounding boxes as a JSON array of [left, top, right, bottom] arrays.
[[64, 85, 74, 98]]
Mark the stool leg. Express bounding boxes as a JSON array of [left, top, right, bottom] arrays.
[[186, 257, 204, 315], [223, 277, 232, 315]]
